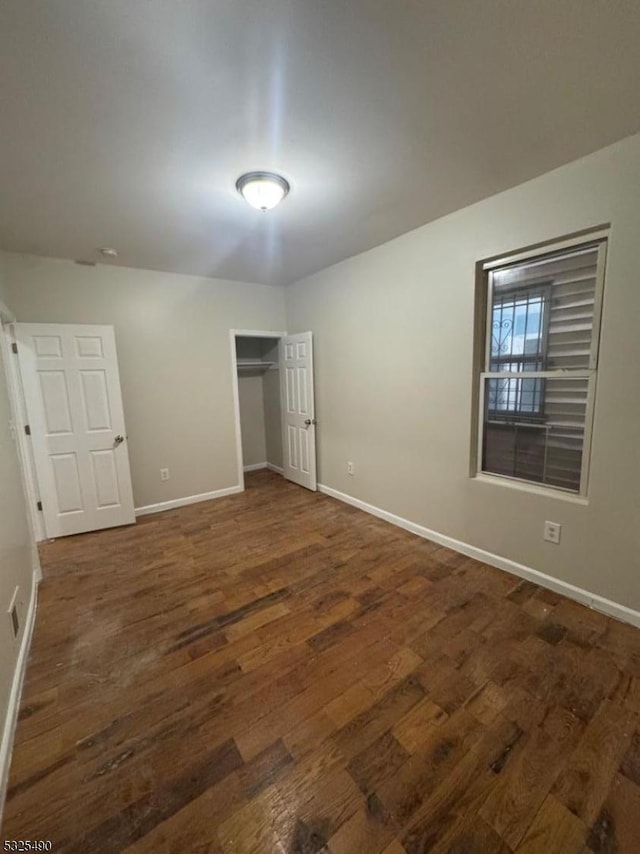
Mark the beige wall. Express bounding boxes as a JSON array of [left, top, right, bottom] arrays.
[[263, 367, 283, 470], [237, 368, 283, 470], [262, 339, 283, 471], [3, 256, 286, 508], [238, 374, 267, 467], [286, 132, 640, 614], [0, 275, 35, 782], [0, 255, 6, 304], [237, 369, 283, 470]]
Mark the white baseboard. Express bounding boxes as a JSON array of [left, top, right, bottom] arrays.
[[0, 571, 39, 821], [266, 463, 284, 475], [31, 542, 42, 583], [135, 484, 243, 517], [318, 483, 640, 629], [243, 462, 268, 472]]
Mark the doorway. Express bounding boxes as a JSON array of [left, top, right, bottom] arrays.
[[230, 329, 318, 492], [232, 331, 284, 489]]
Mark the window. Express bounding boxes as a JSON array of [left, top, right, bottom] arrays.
[[488, 284, 549, 419], [477, 235, 607, 495]]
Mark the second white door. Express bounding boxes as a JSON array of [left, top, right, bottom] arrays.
[[16, 323, 136, 537], [280, 331, 317, 490]]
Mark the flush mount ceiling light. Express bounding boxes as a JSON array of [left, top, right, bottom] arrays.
[[99, 247, 118, 258], [236, 171, 290, 211]]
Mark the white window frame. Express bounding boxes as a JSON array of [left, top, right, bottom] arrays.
[[475, 231, 608, 498]]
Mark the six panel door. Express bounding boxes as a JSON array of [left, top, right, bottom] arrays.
[[16, 323, 136, 537], [279, 331, 317, 490]]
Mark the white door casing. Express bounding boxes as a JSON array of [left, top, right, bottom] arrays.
[[279, 331, 317, 491], [16, 323, 135, 537]]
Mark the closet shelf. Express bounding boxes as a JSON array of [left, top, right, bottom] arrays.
[[236, 359, 277, 372]]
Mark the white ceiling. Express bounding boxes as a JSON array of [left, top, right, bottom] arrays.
[[1, 2, 640, 286]]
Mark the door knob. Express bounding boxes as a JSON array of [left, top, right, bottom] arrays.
[[114, 435, 125, 446], [304, 419, 317, 426]]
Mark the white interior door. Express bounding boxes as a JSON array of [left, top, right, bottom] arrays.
[[15, 323, 135, 537], [280, 331, 317, 491]]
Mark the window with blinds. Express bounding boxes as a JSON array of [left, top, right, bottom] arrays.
[[477, 237, 606, 495]]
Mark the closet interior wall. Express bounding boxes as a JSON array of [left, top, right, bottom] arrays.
[[235, 337, 283, 473]]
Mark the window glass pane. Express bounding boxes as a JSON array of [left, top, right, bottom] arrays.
[[490, 247, 599, 371], [487, 376, 545, 416], [482, 376, 589, 492], [491, 293, 545, 364]]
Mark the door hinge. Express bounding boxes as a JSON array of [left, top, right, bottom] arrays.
[[11, 342, 18, 354], [24, 424, 31, 436], [36, 501, 43, 512]]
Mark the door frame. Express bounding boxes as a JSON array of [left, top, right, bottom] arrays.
[[229, 329, 287, 492], [0, 301, 46, 551]]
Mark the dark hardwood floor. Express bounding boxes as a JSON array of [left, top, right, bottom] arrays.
[[2, 470, 640, 852]]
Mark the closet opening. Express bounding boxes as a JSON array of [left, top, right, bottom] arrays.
[[231, 330, 285, 491]]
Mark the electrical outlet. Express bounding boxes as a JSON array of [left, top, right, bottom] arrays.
[[347, 461, 355, 475], [543, 521, 561, 544], [160, 468, 170, 481]]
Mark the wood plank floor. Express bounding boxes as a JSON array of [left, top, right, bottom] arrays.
[[3, 470, 640, 853]]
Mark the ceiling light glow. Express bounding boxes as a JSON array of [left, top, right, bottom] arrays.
[[236, 171, 290, 211]]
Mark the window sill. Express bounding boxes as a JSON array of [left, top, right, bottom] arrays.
[[472, 472, 589, 505]]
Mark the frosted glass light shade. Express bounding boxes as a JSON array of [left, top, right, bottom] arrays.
[[236, 172, 290, 211]]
